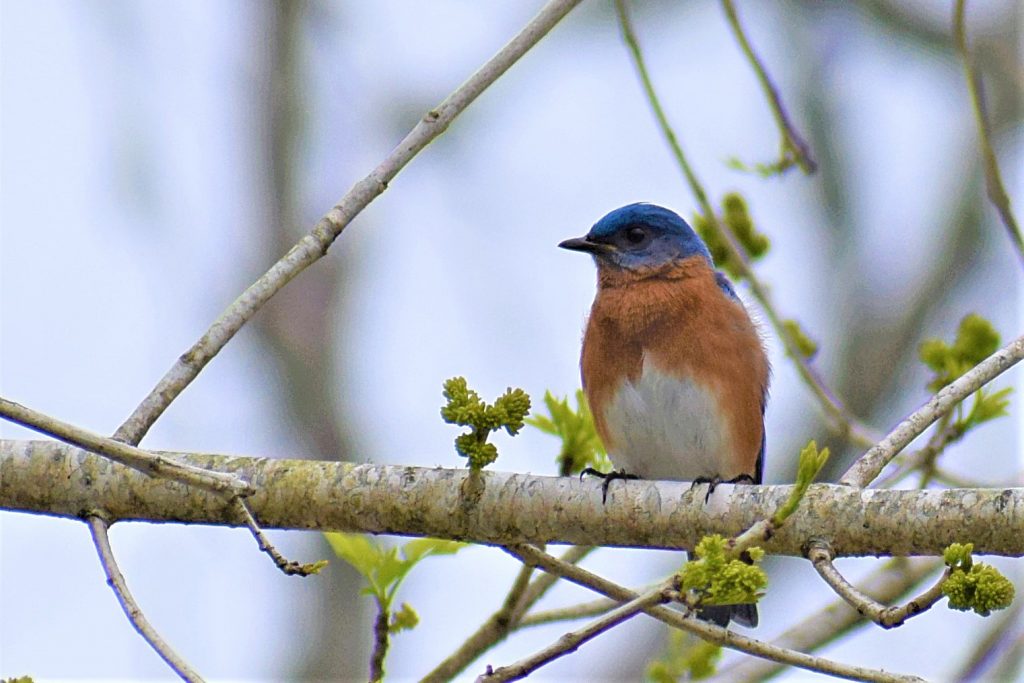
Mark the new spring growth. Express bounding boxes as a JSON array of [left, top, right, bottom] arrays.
[[526, 390, 611, 476], [691, 192, 770, 280], [941, 543, 1015, 617], [441, 377, 531, 470], [773, 440, 830, 526], [679, 535, 767, 608], [919, 314, 1012, 432]]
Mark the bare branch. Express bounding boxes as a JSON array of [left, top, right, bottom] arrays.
[[614, 0, 879, 448], [423, 546, 594, 682], [953, 0, 1024, 267], [713, 558, 941, 681], [0, 397, 250, 496], [839, 334, 1024, 488], [4, 441, 1022, 557], [518, 596, 618, 628], [720, 0, 817, 173], [111, 0, 584, 447], [808, 540, 949, 628], [87, 515, 202, 682], [479, 585, 672, 682], [506, 544, 925, 683]]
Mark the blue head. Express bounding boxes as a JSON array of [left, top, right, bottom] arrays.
[[559, 203, 711, 271]]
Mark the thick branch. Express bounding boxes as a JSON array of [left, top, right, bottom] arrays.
[[3, 441, 1021, 557]]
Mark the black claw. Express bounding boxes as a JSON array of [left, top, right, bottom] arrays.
[[581, 468, 639, 504], [691, 473, 756, 503]]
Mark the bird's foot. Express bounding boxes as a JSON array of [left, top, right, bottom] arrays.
[[581, 467, 639, 504], [691, 473, 756, 503]]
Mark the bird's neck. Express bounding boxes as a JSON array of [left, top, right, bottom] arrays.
[[592, 258, 713, 336]]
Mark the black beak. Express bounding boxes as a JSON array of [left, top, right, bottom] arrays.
[[558, 236, 614, 255]]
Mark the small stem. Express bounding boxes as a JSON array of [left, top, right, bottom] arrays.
[[234, 497, 324, 576], [369, 599, 390, 682], [720, 0, 816, 173]]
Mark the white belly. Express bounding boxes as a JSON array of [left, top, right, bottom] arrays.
[[603, 357, 732, 481]]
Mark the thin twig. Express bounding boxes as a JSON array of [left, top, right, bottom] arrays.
[[506, 544, 924, 683], [518, 596, 619, 628], [111, 0, 584, 447], [87, 515, 203, 682], [0, 397, 251, 496], [953, 0, 1024, 267], [233, 497, 324, 576], [720, 0, 816, 173], [713, 558, 941, 681], [479, 585, 672, 682], [614, 0, 879, 448], [423, 546, 594, 682], [839, 334, 1024, 488], [807, 540, 949, 629], [873, 416, 961, 488]]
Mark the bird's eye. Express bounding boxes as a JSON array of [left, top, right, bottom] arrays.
[[625, 227, 647, 244]]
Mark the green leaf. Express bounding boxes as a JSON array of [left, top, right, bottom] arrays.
[[526, 390, 611, 476], [402, 538, 468, 564], [772, 440, 829, 525], [919, 314, 1002, 391], [325, 532, 382, 582]]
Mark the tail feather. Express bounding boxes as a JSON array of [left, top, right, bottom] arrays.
[[696, 603, 758, 628]]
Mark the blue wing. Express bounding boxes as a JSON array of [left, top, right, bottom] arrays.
[[715, 271, 739, 300]]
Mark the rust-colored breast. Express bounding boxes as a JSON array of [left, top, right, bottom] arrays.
[[580, 257, 768, 480]]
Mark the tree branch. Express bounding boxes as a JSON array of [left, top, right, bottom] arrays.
[[87, 515, 202, 682], [0, 397, 250, 496], [952, 0, 1024, 267], [712, 558, 940, 681], [480, 584, 671, 682], [506, 544, 924, 683], [5, 441, 1021, 557], [110, 0, 584, 447], [839, 333, 1024, 488], [807, 540, 949, 628]]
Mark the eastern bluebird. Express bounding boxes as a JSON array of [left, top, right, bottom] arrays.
[[560, 203, 769, 628]]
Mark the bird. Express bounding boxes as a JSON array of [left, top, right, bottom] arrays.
[[559, 202, 769, 628]]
